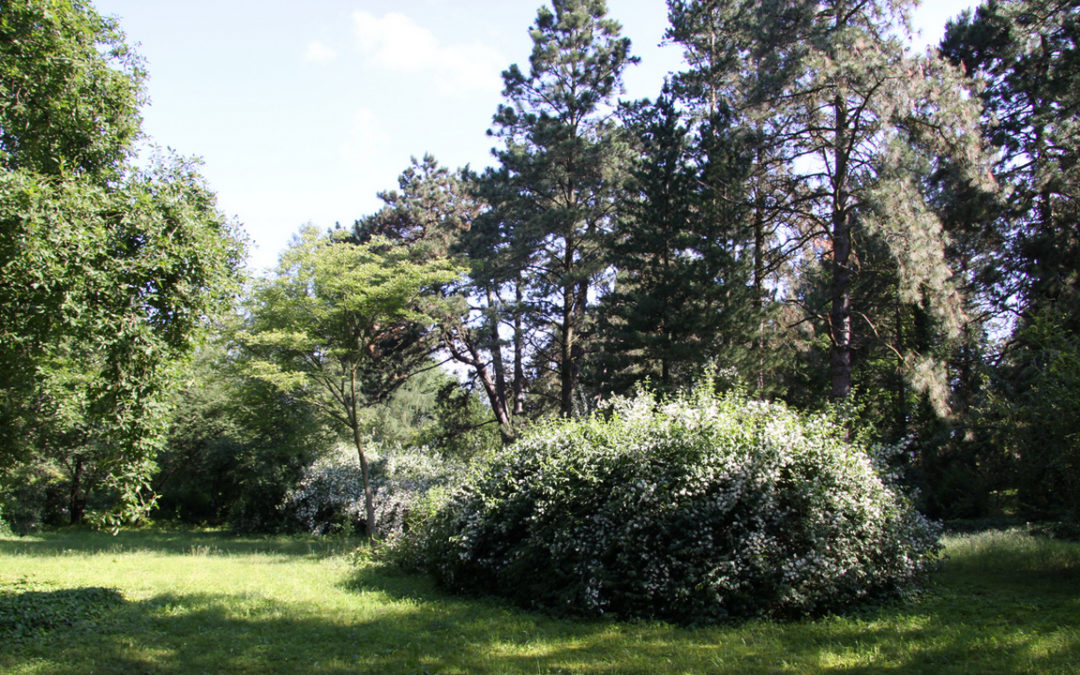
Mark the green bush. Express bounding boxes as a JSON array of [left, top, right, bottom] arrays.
[[413, 387, 940, 623]]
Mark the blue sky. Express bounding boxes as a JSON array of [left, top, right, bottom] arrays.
[[91, 0, 978, 273]]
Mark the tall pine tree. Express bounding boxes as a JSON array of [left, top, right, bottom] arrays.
[[489, 0, 636, 416]]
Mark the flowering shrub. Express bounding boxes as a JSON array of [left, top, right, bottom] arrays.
[[413, 387, 941, 623], [284, 444, 462, 537]]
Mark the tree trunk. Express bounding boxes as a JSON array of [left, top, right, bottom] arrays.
[[69, 455, 85, 525], [352, 424, 377, 538], [512, 278, 526, 416], [349, 369, 377, 537], [830, 94, 853, 401], [486, 287, 510, 418], [560, 279, 576, 416], [894, 297, 907, 436], [753, 142, 767, 394], [559, 232, 578, 416]]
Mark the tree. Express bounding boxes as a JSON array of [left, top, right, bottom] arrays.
[[353, 157, 521, 440], [155, 332, 334, 531], [0, 157, 244, 525], [666, 0, 991, 410], [941, 0, 1080, 519], [591, 90, 757, 394], [942, 0, 1080, 333], [0, 1, 244, 527], [243, 226, 461, 536], [0, 0, 144, 178], [489, 0, 636, 415]]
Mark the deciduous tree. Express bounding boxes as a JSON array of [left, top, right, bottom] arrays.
[[243, 227, 461, 536]]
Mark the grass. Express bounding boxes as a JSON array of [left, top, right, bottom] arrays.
[[0, 525, 1078, 673]]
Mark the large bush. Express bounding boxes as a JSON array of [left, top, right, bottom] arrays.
[[413, 388, 940, 623]]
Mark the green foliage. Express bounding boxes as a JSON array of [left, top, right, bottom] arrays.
[[0, 460, 69, 534], [0, 0, 144, 177], [412, 381, 503, 461], [592, 91, 761, 396], [0, 158, 245, 526], [0, 0, 245, 527], [939, 0, 1080, 523], [415, 385, 940, 623], [154, 342, 334, 532], [667, 0, 989, 406], [490, 0, 637, 416], [942, 0, 1080, 332], [0, 579, 123, 643], [1000, 311, 1080, 520], [243, 225, 463, 535]]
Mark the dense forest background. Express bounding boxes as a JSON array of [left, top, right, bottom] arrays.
[[2, 0, 1078, 535]]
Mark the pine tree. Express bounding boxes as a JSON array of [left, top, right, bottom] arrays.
[[592, 90, 756, 395], [490, 0, 636, 416], [942, 0, 1080, 519], [667, 0, 991, 409], [942, 0, 1080, 335]]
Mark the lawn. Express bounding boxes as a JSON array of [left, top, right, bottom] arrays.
[[1, 525, 1078, 673]]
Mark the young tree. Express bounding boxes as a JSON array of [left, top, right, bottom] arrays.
[[490, 0, 636, 415], [243, 227, 461, 536]]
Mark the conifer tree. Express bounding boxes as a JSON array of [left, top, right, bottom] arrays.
[[490, 0, 636, 416], [942, 0, 1080, 518], [942, 0, 1080, 335], [667, 0, 991, 409], [592, 91, 755, 395]]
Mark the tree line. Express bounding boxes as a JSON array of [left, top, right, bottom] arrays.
[[2, 0, 1077, 533]]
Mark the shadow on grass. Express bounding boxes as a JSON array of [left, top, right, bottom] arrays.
[[4, 574, 1077, 674], [335, 555, 1080, 674], [0, 527, 360, 560], [0, 585, 124, 641], [2, 530, 1078, 673]]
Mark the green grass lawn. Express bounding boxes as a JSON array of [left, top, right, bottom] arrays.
[[1, 526, 1078, 674]]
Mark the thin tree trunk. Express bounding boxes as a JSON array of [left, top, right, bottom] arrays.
[[560, 280, 575, 416], [753, 143, 767, 394], [895, 297, 907, 436], [559, 235, 577, 417], [352, 424, 377, 538], [453, 328, 515, 442], [486, 287, 510, 418], [830, 94, 853, 401], [512, 278, 526, 416], [69, 455, 84, 525], [349, 369, 377, 537]]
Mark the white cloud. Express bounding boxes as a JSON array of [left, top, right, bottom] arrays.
[[351, 10, 503, 93], [303, 40, 337, 64]]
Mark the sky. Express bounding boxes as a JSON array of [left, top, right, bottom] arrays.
[[91, 0, 980, 274]]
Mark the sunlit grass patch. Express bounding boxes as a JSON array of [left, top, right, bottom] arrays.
[[0, 524, 1077, 673]]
